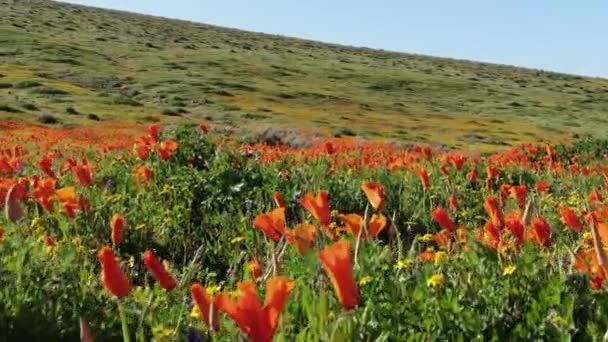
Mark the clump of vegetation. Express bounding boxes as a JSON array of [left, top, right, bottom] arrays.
[[12, 80, 42, 89], [36, 112, 59, 124], [87, 113, 101, 121]]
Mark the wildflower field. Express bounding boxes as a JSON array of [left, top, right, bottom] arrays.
[[3, 119, 608, 341]]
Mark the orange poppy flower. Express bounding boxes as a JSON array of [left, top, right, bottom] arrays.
[[253, 208, 287, 242], [483, 195, 504, 228], [479, 221, 500, 250], [416, 167, 430, 190], [361, 181, 384, 210], [419, 250, 436, 262], [191, 283, 220, 331], [32, 178, 57, 212], [98, 246, 130, 299], [431, 207, 455, 234], [286, 223, 317, 254], [299, 190, 331, 227], [367, 214, 387, 238], [199, 123, 209, 133], [0, 227, 4, 242], [143, 250, 177, 291], [339, 213, 363, 237], [55, 186, 80, 219], [560, 207, 584, 233], [317, 240, 358, 311], [216, 277, 295, 342], [132, 165, 154, 183], [111, 214, 126, 245], [527, 217, 552, 247], [158, 139, 179, 161], [574, 248, 606, 290]]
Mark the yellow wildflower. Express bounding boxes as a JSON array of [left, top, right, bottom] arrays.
[[434, 251, 447, 266], [427, 273, 444, 288], [206, 285, 222, 296], [395, 258, 414, 271], [231, 236, 247, 244], [419, 233, 434, 243], [503, 265, 517, 276], [359, 275, 373, 286], [582, 231, 592, 241], [190, 305, 201, 319]]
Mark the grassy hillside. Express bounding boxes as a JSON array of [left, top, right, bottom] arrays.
[[1, 0, 608, 150]]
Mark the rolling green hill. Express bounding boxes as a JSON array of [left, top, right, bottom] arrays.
[[1, 0, 608, 150]]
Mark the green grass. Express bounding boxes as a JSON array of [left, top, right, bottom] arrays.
[[1, 0, 608, 150]]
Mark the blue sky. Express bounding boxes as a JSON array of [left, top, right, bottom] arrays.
[[60, 0, 608, 78]]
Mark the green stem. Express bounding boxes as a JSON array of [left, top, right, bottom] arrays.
[[118, 300, 131, 342]]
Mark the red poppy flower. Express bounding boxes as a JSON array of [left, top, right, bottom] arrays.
[[416, 167, 430, 190], [483, 195, 504, 228], [504, 211, 524, 246], [111, 214, 126, 245], [527, 217, 552, 247], [143, 250, 177, 291], [534, 181, 550, 193], [509, 185, 528, 208], [317, 240, 358, 311], [431, 207, 455, 234], [158, 139, 179, 161], [467, 169, 478, 184], [199, 123, 209, 133], [273, 191, 285, 208], [98, 246, 130, 299], [37, 154, 56, 178], [561, 207, 584, 233], [73, 164, 94, 186], [147, 124, 162, 142]]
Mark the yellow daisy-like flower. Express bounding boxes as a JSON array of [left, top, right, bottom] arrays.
[[206, 285, 222, 296], [503, 265, 517, 276], [230, 236, 247, 244], [394, 258, 414, 271], [159, 184, 172, 195], [426, 273, 444, 288], [358, 275, 374, 286], [582, 231, 592, 241], [419, 233, 434, 243], [433, 251, 448, 266], [190, 305, 201, 319]]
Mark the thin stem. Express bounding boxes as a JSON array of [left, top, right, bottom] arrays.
[[117, 300, 131, 342]]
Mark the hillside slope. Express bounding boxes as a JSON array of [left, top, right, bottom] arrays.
[[1, 0, 608, 150]]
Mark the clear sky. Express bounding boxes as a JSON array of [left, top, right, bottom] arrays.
[[59, 0, 608, 78]]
